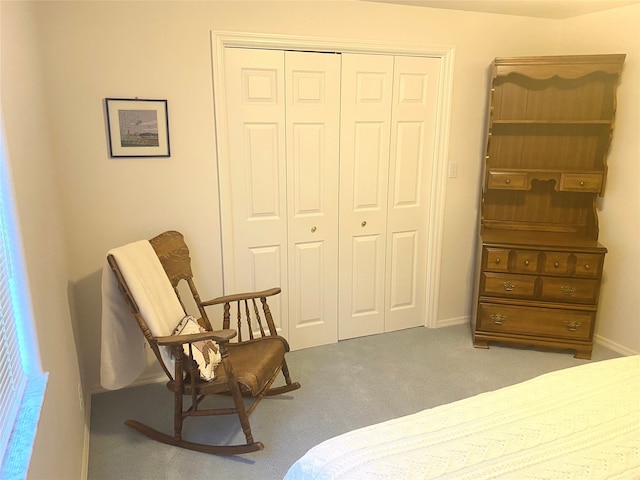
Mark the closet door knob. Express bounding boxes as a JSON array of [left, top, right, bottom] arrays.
[[361, 221, 367, 227]]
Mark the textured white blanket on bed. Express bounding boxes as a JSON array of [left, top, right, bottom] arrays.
[[285, 355, 640, 480]]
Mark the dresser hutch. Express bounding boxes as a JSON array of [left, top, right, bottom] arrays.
[[473, 54, 625, 359]]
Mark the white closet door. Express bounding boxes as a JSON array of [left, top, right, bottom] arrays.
[[222, 48, 340, 347], [222, 48, 289, 336], [339, 54, 440, 339], [385, 55, 440, 332], [285, 51, 340, 349], [339, 54, 394, 340]]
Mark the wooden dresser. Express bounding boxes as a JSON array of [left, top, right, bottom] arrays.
[[473, 55, 625, 359]]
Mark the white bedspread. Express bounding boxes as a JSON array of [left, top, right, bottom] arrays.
[[285, 355, 640, 480]]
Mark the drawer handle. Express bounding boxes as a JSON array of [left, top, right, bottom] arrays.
[[311, 226, 317, 233], [503, 281, 515, 291], [579, 180, 585, 186], [524, 260, 530, 266], [505, 178, 511, 185], [495, 258, 501, 265], [554, 262, 560, 268], [563, 320, 582, 331], [490, 313, 507, 325], [560, 285, 576, 296], [584, 264, 590, 271]]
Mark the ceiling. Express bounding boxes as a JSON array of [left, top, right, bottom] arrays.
[[363, 0, 640, 19]]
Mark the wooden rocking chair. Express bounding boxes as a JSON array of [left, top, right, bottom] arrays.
[[105, 230, 300, 455]]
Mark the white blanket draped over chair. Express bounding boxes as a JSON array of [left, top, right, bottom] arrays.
[[100, 240, 184, 390]]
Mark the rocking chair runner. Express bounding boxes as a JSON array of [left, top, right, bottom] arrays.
[[105, 230, 300, 455]]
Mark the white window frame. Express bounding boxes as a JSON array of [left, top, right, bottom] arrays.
[[0, 121, 48, 479]]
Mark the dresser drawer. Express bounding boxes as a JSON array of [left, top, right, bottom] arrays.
[[484, 247, 510, 272], [478, 303, 594, 340], [481, 272, 536, 299], [540, 276, 600, 304], [511, 249, 539, 273], [573, 253, 603, 278], [559, 173, 603, 192], [487, 171, 528, 190], [541, 251, 572, 276]]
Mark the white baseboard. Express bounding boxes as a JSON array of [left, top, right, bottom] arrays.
[[81, 406, 90, 480], [594, 334, 639, 356], [434, 316, 469, 328], [88, 372, 166, 396]]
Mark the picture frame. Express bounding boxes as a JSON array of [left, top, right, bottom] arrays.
[[105, 98, 170, 157]]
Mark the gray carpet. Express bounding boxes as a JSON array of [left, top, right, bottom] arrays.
[[87, 324, 621, 479]]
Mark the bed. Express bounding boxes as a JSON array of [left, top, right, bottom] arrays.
[[284, 355, 640, 479]]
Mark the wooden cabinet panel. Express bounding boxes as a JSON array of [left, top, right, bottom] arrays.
[[511, 250, 539, 273], [540, 276, 600, 304], [474, 55, 623, 360], [478, 303, 594, 341], [559, 173, 603, 193], [487, 171, 528, 190], [484, 248, 509, 272], [481, 272, 536, 299], [573, 253, 603, 277], [541, 251, 572, 276]]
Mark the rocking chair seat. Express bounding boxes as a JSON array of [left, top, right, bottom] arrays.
[[168, 335, 289, 396], [226, 337, 289, 394]]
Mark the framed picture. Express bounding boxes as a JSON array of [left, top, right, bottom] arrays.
[[105, 98, 170, 157]]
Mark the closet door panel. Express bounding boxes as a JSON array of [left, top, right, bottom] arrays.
[[223, 48, 288, 334], [286, 51, 340, 349], [389, 231, 418, 309], [339, 54, 394, 340], [385, 55, 440, 331], [351, 235, 383, 315]]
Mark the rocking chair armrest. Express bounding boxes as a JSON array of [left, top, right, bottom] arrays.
[[200, 287, 281, 306], [156, 328, 237, 346]]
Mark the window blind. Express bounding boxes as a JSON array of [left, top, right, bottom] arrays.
[[0, 123, 47, 478], [0, 169, 28, 463]]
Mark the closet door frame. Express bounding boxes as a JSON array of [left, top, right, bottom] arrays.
[[211, 30, 455, 329]]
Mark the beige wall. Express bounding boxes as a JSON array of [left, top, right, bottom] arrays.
[[32, 0, 640, 388], [560, 4, 640, 356], [0, 0, 637, 477], [0, 3, 86, 480]]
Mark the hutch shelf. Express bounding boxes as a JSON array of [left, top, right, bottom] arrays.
[[472, 54, 625, 359]]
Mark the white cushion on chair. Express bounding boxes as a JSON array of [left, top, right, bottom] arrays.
[[173, 316, 221, 381]]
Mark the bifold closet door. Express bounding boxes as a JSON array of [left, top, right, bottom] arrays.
[[222, 47, 340, 348], [384, 55, 439, 332], [338, 54, 394, 340], [339, 53, 440, 340], [285, 51, 340, 349]]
